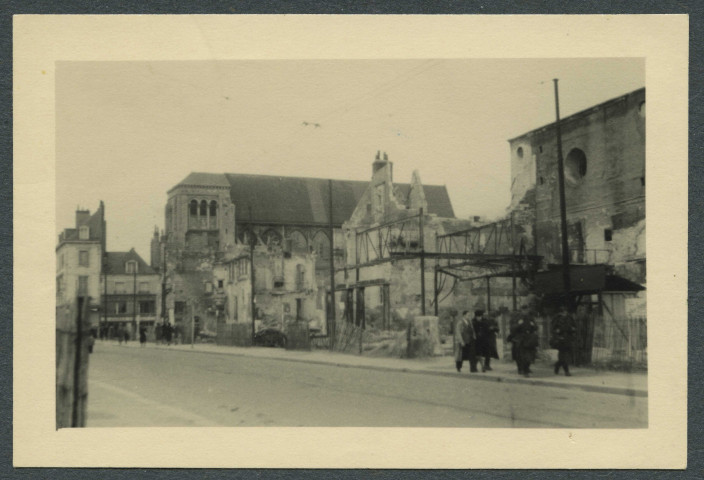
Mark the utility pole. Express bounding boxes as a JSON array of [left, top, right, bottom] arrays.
[[328, 179, 336, 350], [419, 208, 426, 315], [553, 79, 572, 302], [132, 267, 137, 339], [190, 301, 195, 348], [249, 205, 256, 344]]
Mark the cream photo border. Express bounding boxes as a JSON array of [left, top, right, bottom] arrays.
[[13, 14, 688, 468]]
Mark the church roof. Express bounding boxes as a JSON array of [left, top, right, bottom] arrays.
[[172, 172, 455, 226], [104, 249, 156, 275], [225, 173, 455, 226]]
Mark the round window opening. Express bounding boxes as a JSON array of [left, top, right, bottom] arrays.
[[564, 148, 587, 185], [516, 146, 524, 158]]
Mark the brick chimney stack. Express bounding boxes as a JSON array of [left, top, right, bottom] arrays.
[[75, 208, 90, 227]]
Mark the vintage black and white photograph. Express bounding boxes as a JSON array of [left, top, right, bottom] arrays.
[[13, 15, 688, 468], [54, 57, 647, 429]]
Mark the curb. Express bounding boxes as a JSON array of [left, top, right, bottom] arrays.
[[111, 342, 647, 398]]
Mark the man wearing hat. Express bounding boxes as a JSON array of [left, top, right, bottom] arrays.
[[454, 310, 478, 373], [551, 304, 576, 376], [507, 305, 539, 377], [474, 309, 500, 372]]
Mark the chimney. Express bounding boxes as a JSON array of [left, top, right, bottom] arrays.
[[372, 150, 388, 174], [75, 208, 90, 227]]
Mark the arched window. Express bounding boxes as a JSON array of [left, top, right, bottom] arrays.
[[189, 200, 198, 216], [239, 229, 255, 245], [287, 230, 308, 254], [209, 200, 218, 217], [200, 200, 208, 216], [312, 230, 330, 260], [565, 148, 587, 185], [262, 229, 282, 247]]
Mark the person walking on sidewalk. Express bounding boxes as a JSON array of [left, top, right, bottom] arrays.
[[139, 326, 147, 347], [475, 310, 499, 372], [551, 305, 576, 376], [507, 305, 539, 377], [454, 311, 478, 373]]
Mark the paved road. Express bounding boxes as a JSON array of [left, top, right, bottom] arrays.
[[87, 342, 647, 428]]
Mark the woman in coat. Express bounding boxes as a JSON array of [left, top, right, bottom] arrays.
[[454, 311, 477, 373]]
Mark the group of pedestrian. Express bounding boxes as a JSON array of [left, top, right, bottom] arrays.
[[453, 303, 576, 378], [453, 309, 499, 373], [156, 322, 174, 345]]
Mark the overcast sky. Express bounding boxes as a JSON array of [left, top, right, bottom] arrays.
[[56, 58, 644, 260]]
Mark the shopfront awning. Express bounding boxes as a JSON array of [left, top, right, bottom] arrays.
[[533, 264, 645, 295]]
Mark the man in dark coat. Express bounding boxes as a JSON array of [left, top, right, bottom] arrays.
[[507, 305, 539, 377], [474, 310, 500, 372], [454, 311, 478, 373], [164, 322, 173, 346], [551, 305, 576, 376]]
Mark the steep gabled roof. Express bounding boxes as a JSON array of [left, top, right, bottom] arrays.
[[59, 202, 105, 243], [104, 249, 156, 275], [172, 172, 231, 190], [224, 173, 455, 226]]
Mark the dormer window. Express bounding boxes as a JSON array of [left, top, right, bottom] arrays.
[[126, 260, 138, 274], [78, 225, 89, 240]]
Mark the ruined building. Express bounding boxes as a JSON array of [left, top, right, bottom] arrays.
[[509, 88, 646, 313], [155, 169, 455, 334], [337, 152, 470, 330]]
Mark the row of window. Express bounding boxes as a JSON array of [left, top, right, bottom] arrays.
[[59, 251, 139, 275], [109, 300, 156, 315], [111, 281, 151, 294], [56, 275, 90, 296], [189, 200, 218, 217]]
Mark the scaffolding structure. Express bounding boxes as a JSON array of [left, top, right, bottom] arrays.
[[434, 214, 541, 313], [339, 210, 542, 321]]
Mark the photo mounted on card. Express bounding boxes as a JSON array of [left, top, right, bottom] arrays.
[[13, 14, 687, 468]]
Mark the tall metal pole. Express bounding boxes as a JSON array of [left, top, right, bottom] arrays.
[[486, 276, 492, 312], [132, 269, 137, 339], [328, 180, 336, 350], [419, 208, 426, 315], [190, 301, 195, 348], [510, 212, 517, 311], [433, 267, 439, 316], [553, 79, 572, 299], [249, 205, 256, 344]]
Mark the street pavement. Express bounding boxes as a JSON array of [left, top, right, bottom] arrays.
[[86, 340, 647, 428]]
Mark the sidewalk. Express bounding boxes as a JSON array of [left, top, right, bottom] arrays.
[[113, 340, 647, 397]]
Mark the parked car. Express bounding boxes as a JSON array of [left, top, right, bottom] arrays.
[[197, 329, 216, 343], [253, 328, 287, 348]]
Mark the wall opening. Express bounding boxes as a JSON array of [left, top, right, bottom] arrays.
[[564, 148, 587, 185], [516, 146, 524, 158]]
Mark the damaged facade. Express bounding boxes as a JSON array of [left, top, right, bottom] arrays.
[[508, 88, 646, 312], [154, 169, 456, 337], [509, 87, 645, 284], [337, 152, 471, 330]]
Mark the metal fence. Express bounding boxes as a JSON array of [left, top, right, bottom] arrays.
[[591, 316, 647, 367]]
